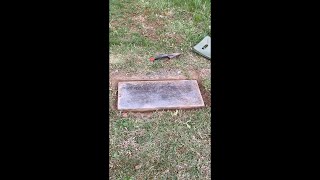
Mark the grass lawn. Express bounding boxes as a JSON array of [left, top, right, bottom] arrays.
[[109, 0, 211, 179]]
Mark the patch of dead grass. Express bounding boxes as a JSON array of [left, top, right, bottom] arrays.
[[130, 14, 164, 41], [110, 54, 126, 64]]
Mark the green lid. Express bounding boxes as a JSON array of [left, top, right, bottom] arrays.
[[193, 36, 211, 59]]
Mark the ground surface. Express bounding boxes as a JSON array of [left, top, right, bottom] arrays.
[[109, 0, 211, 179]]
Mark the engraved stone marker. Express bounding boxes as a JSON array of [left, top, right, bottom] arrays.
[[118, 80, 205, 111]]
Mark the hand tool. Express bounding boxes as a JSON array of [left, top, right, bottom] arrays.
[[149, 53, 181, 62]]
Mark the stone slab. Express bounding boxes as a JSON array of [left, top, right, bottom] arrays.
[[118, 80, 205, 111]]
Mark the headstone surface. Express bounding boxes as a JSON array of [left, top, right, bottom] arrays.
[[118, 80, 205, 111]]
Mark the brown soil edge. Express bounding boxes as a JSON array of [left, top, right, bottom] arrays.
[[111, 78, 211, 112]]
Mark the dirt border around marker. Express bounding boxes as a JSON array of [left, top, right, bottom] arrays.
[[111, 78, 211, 112]]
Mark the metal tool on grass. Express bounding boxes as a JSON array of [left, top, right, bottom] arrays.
[[149, 53, 181, 62]]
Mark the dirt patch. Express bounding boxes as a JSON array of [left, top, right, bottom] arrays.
[[128, 112, 153, 119], [185, 69, 211, 106], [109, 20, 119, 31], [159, 32, 185, 45], [111, 6, 185, 44], [130, 14, 164, 41], [197, 80, 211, 107], [200, 69, 211, 79], [110, 68, 210, 89], [110, 70, 187, 90], [128, 9, 184, 42], [110, 54, 126, 64]]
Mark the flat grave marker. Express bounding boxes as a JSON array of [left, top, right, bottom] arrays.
[[118, 80, 205, 111]]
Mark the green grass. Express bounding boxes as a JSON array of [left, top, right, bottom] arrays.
[[203, 77, 211, 92], [109, 108, 211, 179], [109, 0, 211, 73], [110, 0, 211, 179]]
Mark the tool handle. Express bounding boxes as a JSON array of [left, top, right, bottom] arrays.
[[154, 54, 169, 60]]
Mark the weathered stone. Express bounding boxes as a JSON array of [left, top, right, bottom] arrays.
[[118, 80, 204, 111]]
